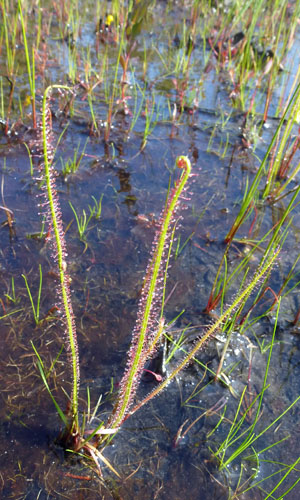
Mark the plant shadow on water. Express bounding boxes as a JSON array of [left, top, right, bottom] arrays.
[[1, 1, 300, 498]]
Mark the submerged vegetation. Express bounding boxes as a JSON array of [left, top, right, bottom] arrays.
[[1, 0, 300, 498]]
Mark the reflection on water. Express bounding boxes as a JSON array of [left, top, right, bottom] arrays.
[[0, 1, 300, 499]]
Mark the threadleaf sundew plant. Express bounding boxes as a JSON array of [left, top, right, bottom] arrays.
[[35, 85, 192, 455], [35, 85, 281, 473], [36, 85, 280, 446], [32, 85, 281, 481]]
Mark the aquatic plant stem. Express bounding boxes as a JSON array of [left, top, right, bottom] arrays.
[[42, 85, 79, 424], [18, 0, 36, 128], [109, 156, 191, 429]]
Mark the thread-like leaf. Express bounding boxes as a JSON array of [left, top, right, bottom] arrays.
[[109, 156, 192, 428], [40, 86, 79, 423], [127, 246, 280, 418]]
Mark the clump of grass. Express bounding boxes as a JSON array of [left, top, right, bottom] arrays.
[[18, 0, 36, 128], [208, 299, 300, 497], [22, 264, 43, 325], [224, 79, 300, 245], [60, 138, 88, 178], [69, 201, 94, 241]]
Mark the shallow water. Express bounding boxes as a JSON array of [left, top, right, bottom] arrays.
[[1, 1, 300, 499]]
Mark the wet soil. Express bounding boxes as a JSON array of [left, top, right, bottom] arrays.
[[1, 1, 300, 499]]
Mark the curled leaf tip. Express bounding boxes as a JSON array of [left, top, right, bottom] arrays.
[[176, 155, 191, 173]]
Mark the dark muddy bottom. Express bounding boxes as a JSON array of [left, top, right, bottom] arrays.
[[1, 1, 300, 499]]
